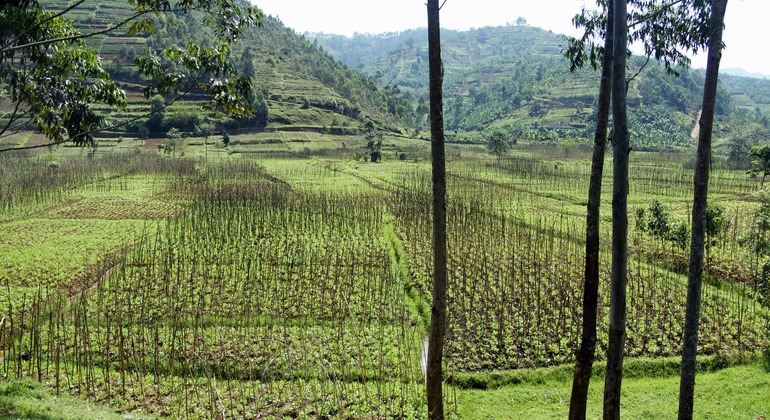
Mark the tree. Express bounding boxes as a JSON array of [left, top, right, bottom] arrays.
[[146, 95, 166, 133], [567, 4, 614, 419], [728, 135, 752, 169], [603, 1, 630, 417], [222, 130, 230, 147], [166, 127, 182, 156], [486, 128, 512, 163], [0, 0, 262, 153], [244, 87, 270, 129], [563, 1, 715, 417], [749, 144, 770, 185], [426, 0, 448, 418], [679, 2, 729, 418], [704, 203, 729, 262], [196, 122, 215, 160], [364, 120, 384, 163]]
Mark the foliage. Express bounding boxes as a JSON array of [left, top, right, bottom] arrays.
[[364, 120, 383, 162], [146, 94, 165, 132], [312, 6, 770, 154], [742, 189, 770, 257], [0, 0, 263, 150], [705, 203, 730, 247], [563, 0, 711, 75], [636, 199, 689, 249], [486, 128, 513, 161], [749, 144, 770, 182], [0, 3, 125, 146], [728, 134, 754, 169]]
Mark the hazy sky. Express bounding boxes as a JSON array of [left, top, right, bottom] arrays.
[[253, 0, 769, 75]]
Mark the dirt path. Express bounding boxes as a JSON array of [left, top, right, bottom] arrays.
[[691, 109, 702, 140]]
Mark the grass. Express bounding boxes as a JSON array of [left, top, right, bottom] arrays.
[[0, 380, 154, 419], [455, 362, 770, 419]]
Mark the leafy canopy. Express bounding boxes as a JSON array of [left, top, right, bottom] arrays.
[[485, 128, 512, 161], [0, 0, 263, 150], [749, 144, 770, 181], [563, 0, 712, 75]]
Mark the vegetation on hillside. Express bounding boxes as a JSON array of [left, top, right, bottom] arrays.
[[2, 0, 414, 147], [313, 25, 770, 153]]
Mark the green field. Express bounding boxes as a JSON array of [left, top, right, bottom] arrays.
[[0, 136, 768, 418]]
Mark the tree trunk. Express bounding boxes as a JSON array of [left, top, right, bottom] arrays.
[[569, 4, 614, 420], [678, 1, 728, 418], [603, 0, 629, 418], [426, 0, 447, 418]]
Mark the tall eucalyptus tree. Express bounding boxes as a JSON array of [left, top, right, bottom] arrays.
[[563, 1, 712, 418], [566, 3, 614, 418], [679, 1, 728, 418], [603, 2, 630, 417], [426, 0, 448, 418]]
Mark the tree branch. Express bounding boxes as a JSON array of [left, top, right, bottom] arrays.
[[4, 9, 152, 53], [0, 0, 88, 53], [627, 56, 650, 83], [628, 0, 686, 29], [0, 79, 199, 153], [0, 99, 24, 139]]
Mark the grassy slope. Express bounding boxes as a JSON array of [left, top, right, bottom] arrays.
[[0, 380, 155, 419], [2, 362, 765, 419], [315, 25, 770, 149], [456, 362, 769, 419]]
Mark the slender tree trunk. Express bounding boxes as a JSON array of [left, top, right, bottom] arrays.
[[603, 0, 629, 418], [569, 4, 614, 419], [426, 0, 447, 418], [678, 1, 728, 418]]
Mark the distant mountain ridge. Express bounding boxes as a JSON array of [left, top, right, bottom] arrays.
[[312, 24, 770, 151], [721, 68, 770, 80]]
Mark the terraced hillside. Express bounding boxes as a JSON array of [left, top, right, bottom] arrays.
[[314, 25, 770, 152], [27, 0, 412, 142]]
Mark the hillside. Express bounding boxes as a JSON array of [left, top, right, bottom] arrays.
[[36, 0, 412, 140], [313, 25, 770, 152]]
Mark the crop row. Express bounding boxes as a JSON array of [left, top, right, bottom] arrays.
[[2, 162, 426, 416], [389, 166, 767, 371]]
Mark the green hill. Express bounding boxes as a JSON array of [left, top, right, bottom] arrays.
[[38, 0, 413, 140], [313, 25, 770, 153]]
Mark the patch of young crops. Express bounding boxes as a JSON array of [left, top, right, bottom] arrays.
[[390, 163, 767, 372], [2, 161, 425, 417], [492, 153, 757, 200], [0, 152, 198, 219], [2, 151, 767, 416]]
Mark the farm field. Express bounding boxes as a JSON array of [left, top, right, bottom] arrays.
[[0, 138, 768, 418]]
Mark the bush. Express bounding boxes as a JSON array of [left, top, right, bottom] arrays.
[[137, 126, 150, 139], [165, 111, 202, 132]]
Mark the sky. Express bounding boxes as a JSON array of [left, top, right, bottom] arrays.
[[253, 0, 770, 76]]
